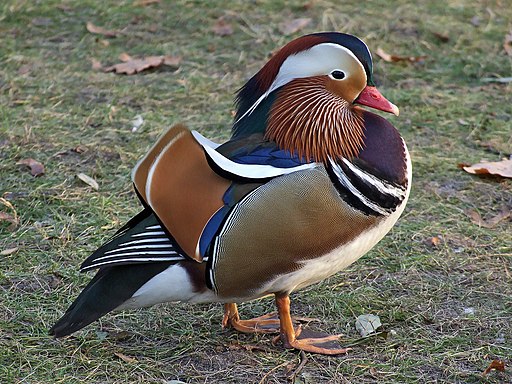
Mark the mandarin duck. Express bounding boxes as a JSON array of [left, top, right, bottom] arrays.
[[50, 32, 411, 355]]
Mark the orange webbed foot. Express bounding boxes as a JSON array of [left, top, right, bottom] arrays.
[[222, 303, 281, 334]]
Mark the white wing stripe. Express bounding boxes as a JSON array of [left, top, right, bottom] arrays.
[[192, 130, 316, 179], [104, 244, 176, 254], [131, 231, 166, 237], [84, 257, 185, 269], [119, 238, 172, 247], [92, 250, 179, 262]]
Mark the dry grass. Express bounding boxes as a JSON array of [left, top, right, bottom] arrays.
[[1, 0, 511, 383]]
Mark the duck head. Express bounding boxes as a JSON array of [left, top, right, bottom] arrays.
[[233, 32, 399, 162]]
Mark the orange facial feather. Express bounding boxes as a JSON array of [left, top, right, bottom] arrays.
[[266, 76, 365, 162]]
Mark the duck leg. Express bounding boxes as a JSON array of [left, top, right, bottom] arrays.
[[275, 294, 351, 355], [222, 303, 281, 333]]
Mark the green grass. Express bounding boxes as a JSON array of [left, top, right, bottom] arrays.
[[1, 0, 511, 383]]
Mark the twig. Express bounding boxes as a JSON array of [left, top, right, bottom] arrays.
[[287, 351, 308, 382]]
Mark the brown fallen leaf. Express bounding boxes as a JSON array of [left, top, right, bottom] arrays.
[[104, 55, 181, 75], [163, 55, 182, 67], [17, 158, 45, 177], [118, 52, 133, 62], [1, 247, 19, 256], [376, 47, 427, 63], [97, 39, 110, 47], [279, 18, 311, 35], [18, 64, 32, 75], [482, 359, 505, 375], [504, 31, 512, 57], [467, 209, 511, 229], [86, 21, 118, 38], [481, 77, 512, 83], [77, 173, 99, 190], [0, 212, 19, 230], [428, 236, 442, 247], [432, 31, 450, 43], [212, 17, 233, 36], [113, 352, 137, 363], [134, 0, 160, 5], [228, 342, 272, 353], [462, 158, 512, 178], [91, 58, 103, 70]]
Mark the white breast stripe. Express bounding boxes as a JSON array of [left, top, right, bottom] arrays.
[[192, 130, 316, 179], [145, 225, 162, 230], [341, 158, 406, 199], [329, 158, 390, 216]]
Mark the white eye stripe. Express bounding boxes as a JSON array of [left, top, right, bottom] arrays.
[[235, 43, 366, 124]]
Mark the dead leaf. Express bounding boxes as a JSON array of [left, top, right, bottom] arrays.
[[97, 39, 110, 47], [0, 212, 18, 230], [467, 209, 511, 228], [504, 31, 512, 56], [73, 145, 88, 154], [212, 17, 233, 36], [91, 58, 103, 70], [355, 314, 382, 337], [279, 18, 311, 35], [118, 52, 133, 62], [481, 77, 512, 83], [17, 158, 45, 177], [1, 247, 19, 256], [131, 115, 144, 132], [163, 55, 182, 67], [228, 343, 272, 353], [32, 17, 52, 27], [486, 209, 511, 227], [104, 55, 180, 75], [113, 352, 137, 363], [462, 158, 512, 178], [86, 21, 118, 38], [77, 173, 99, 190], [18, 64, 32, 75], [428, 236, 442, 247], [56, 4, 73, 12], [483, 359, 505, 375], [134, 0, 160, 5], [376, 47, 426, 64], [432, 32, 450, 43]]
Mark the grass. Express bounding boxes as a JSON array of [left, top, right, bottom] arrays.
[[1, 0, 511, 382]]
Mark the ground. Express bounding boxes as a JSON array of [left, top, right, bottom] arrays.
[[0, 1, 511, 383]]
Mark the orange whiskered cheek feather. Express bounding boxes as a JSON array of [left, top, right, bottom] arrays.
[[265, 77, 366, 163], [325, 76, 365, 104]]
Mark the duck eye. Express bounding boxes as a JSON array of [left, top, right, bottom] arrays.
[[330, 70, 346, 80]]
